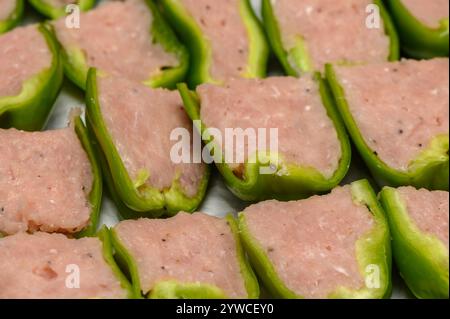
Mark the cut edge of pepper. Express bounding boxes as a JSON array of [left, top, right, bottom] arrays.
[[177, 73, 351, 201], [238, 179, 391, 299], [97, 226, 137, 299], [0, 22, 63, 131], [379, 186, 449, 299], [0, 0, 24, 34], [385, 0, 449, 59], [110, 221, 244, 299], [85, 68, 209, 217], [28, 0, 96, 20], [52, 0, 189, 91], [262, 0, 400, 76], [73, 115, 103, 238], [325, 63, 449, 190]]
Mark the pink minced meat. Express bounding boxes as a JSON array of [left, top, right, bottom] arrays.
[[53, 0, 177, 83], [334, 58, 449, 171], [401, 0, 449, 28], [179, 0, 249, 81], [0, 24, 52, 97], [273, 0, 390, 71], [98, 76, 205, 197], [0, 232, 127, 299], [198, 76, 341, 178], [397, 187, 449, 249], [0, 0, 16, 20], [113, 213, 248, 298], [0, 127, 93, 235], [242, 185, 375, 298]]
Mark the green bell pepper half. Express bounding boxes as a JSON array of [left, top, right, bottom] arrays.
[[262, 0, 400, 76], [97, 226, 138, 299], [0, 117, 102, 237], [29, 0, 96, 19], [55, 0, 188, 90], [384, 0, 449, 58], [0, 23, 63, 131], [158, 0, 269, 87], [73, 116, 103, 238], [379, 187, 449, 299], [326, 64, 449, 190], [177, 74, 351, 201], [109, 214, 259, 299], [0, 0, 24, 34], [239, 179, 392, 299], [85, 68, 209, 217]]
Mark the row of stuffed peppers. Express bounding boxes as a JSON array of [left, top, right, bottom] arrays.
[[4, 179, 443, 298], [2, 0, 447, 128], [1, 0, 448, 216]]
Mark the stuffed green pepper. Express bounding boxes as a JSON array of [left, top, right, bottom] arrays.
[[52, 0, 188, 90], [29, 0, 96, 19], [110, 213, 259, 299], [0, 0, 24, 34], [0, 23, 63, 131], [158, 0, 269, 87], [0, 227, 134, 298], [86, 68, 209, 217], [262, 0, 399, 75], [380, 186, 449, 299], [239, 179, 392, 299], [384, 0, 449, 58], [178, 75, 351, 201], [326, 58, 449, 190], [0, 115, 102, 237]]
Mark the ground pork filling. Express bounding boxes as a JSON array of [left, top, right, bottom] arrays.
[[242, 185, 375, 298], [334, 58, 449, 171], [0, 127, 93, 235], [401, 0, 449, 28], [179, 0, 249, 80], [0, 24, 52, 97], [98, 76, 205, 198], [198, 76, 341, 179], [0, 232, 127, 299], [114, 213, 248, 298], [0, 0, 16, 21], [53, 0, 178, 83], [397, 187, 449, 249], [273, 0, 390, 71]]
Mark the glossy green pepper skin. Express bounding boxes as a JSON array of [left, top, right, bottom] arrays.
[[239, 179, 392, 299], [0, 23, 63, 131], [86, 126, 142, 221], [97, 226, 138, 299], [0, 0, 24, 34], [379, 187, 449, 299], [85, 68, 210, 218], [384, 0, 449, 58], [177, 74, 351, 201], [326, 64, 449, 191], [109, 214, 260, 299], [158, 0, 269, 87], [29, 0, 96, 19], [55, 0, 188, 90], [73, 116, 103, 238], [86, 118, 155, 221], [262, 0, 399, 76]]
